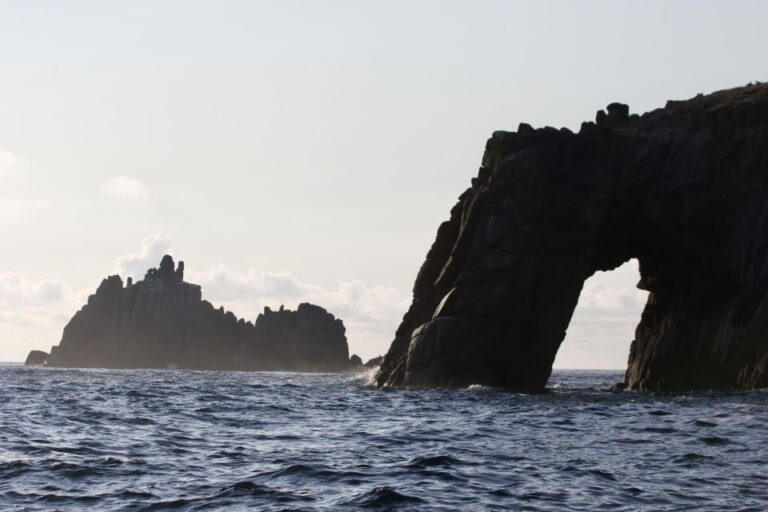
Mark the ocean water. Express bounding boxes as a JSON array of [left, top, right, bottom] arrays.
[[1, 364, 766, 511]]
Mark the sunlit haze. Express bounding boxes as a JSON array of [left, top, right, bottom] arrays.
[[1, 1, 766, 365]]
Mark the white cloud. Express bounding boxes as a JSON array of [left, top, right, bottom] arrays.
[[114, 232, 172, 280], [0, 151, 50, 223], [556, 260, 649, 369], [0, 149, 24, 187], [101, 176, 148, 200], [0, 196, 49, 220], [0, 271, 93, 361], [193, 265, 307, 300], [187, 264, 409, 359], [0, 274, 75, 308], [0, 150, 19, 174], [577, 282, 647, 311], [0, 272, 87, 348]]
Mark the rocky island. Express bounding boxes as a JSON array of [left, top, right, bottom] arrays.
[[27, 255, 354, 371], [376, 83, 768, 392]]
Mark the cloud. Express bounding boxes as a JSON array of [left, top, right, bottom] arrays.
[[577, 282, 647, 312], [193, 266, 307, 301], [0, 149, 24, 186], [187, 264, 410, 358], [0, 272, 86, 329], [114, 232, 172, 280], [556, 261, 649, 369], [0, 271, 93, 361], [0, 149, 19, 174], [0, 274, 69, 305], [0, 151, 51, 222], [185, 266, 408, 323], [0, 196, 49, 220], [101, 176, 148, 200]]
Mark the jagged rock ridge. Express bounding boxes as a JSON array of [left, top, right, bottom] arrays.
[[38, 255, 352, 371], [376, 83, 768, 392]]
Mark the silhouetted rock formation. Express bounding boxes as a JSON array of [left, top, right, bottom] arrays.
[[364, 356, 383, 369], [376, 83, 768, 392], [349, 354, 363, 367], [44, 256, 349, 371], [24, 350, 49, 366]]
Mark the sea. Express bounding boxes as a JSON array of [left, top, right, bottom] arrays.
[[1, 363, 766, 511]]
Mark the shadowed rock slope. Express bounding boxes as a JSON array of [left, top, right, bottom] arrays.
[[36, 255, 351, 371], [376, 83, 768, 392]]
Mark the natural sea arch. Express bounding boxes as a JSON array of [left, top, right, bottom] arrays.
[[553, 259, 648, 372], [376, 85, 768, 391]]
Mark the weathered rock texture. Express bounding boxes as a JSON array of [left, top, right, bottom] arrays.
[[376, 83, 768, 392], [43, 255, 350, 371]]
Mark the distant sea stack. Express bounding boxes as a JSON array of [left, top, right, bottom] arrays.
[[364, 356, 383, 369], [376, 83, 768, 392], [24, 350, 49, 366], [32, 255, 353, 371]]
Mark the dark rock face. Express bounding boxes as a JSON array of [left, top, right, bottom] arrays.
[[45, 256, 349, 371], [364, 356, 383, 369], [376, 83, 768, 392], [349, 354, 364, 368], [24, 350, 49, 366]]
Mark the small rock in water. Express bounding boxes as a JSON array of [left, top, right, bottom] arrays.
[[24, 350, 49, 366]]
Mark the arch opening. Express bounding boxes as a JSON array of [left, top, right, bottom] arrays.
[[553, 258, 648, 372]]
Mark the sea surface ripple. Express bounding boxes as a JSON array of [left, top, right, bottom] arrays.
[[1, 364, 766, 511]]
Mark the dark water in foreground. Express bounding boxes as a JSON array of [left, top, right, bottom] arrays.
[[1, 365, 766, 511]]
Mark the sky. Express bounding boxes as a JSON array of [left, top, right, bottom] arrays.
[[1, 1, 766, 366]]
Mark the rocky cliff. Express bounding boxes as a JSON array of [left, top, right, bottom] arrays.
[[40, 255, 351, 371], [376, 83, 768, 392]]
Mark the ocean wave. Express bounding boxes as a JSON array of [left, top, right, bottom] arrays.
[[0, 366, 765, 511], [345, 486, 425, 508]]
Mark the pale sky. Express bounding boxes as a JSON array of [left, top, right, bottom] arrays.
[[1, 1, 766, 366]]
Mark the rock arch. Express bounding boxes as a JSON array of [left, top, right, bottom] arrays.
[[554, 259, 646, 370], [376, 84, 768, 391]]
